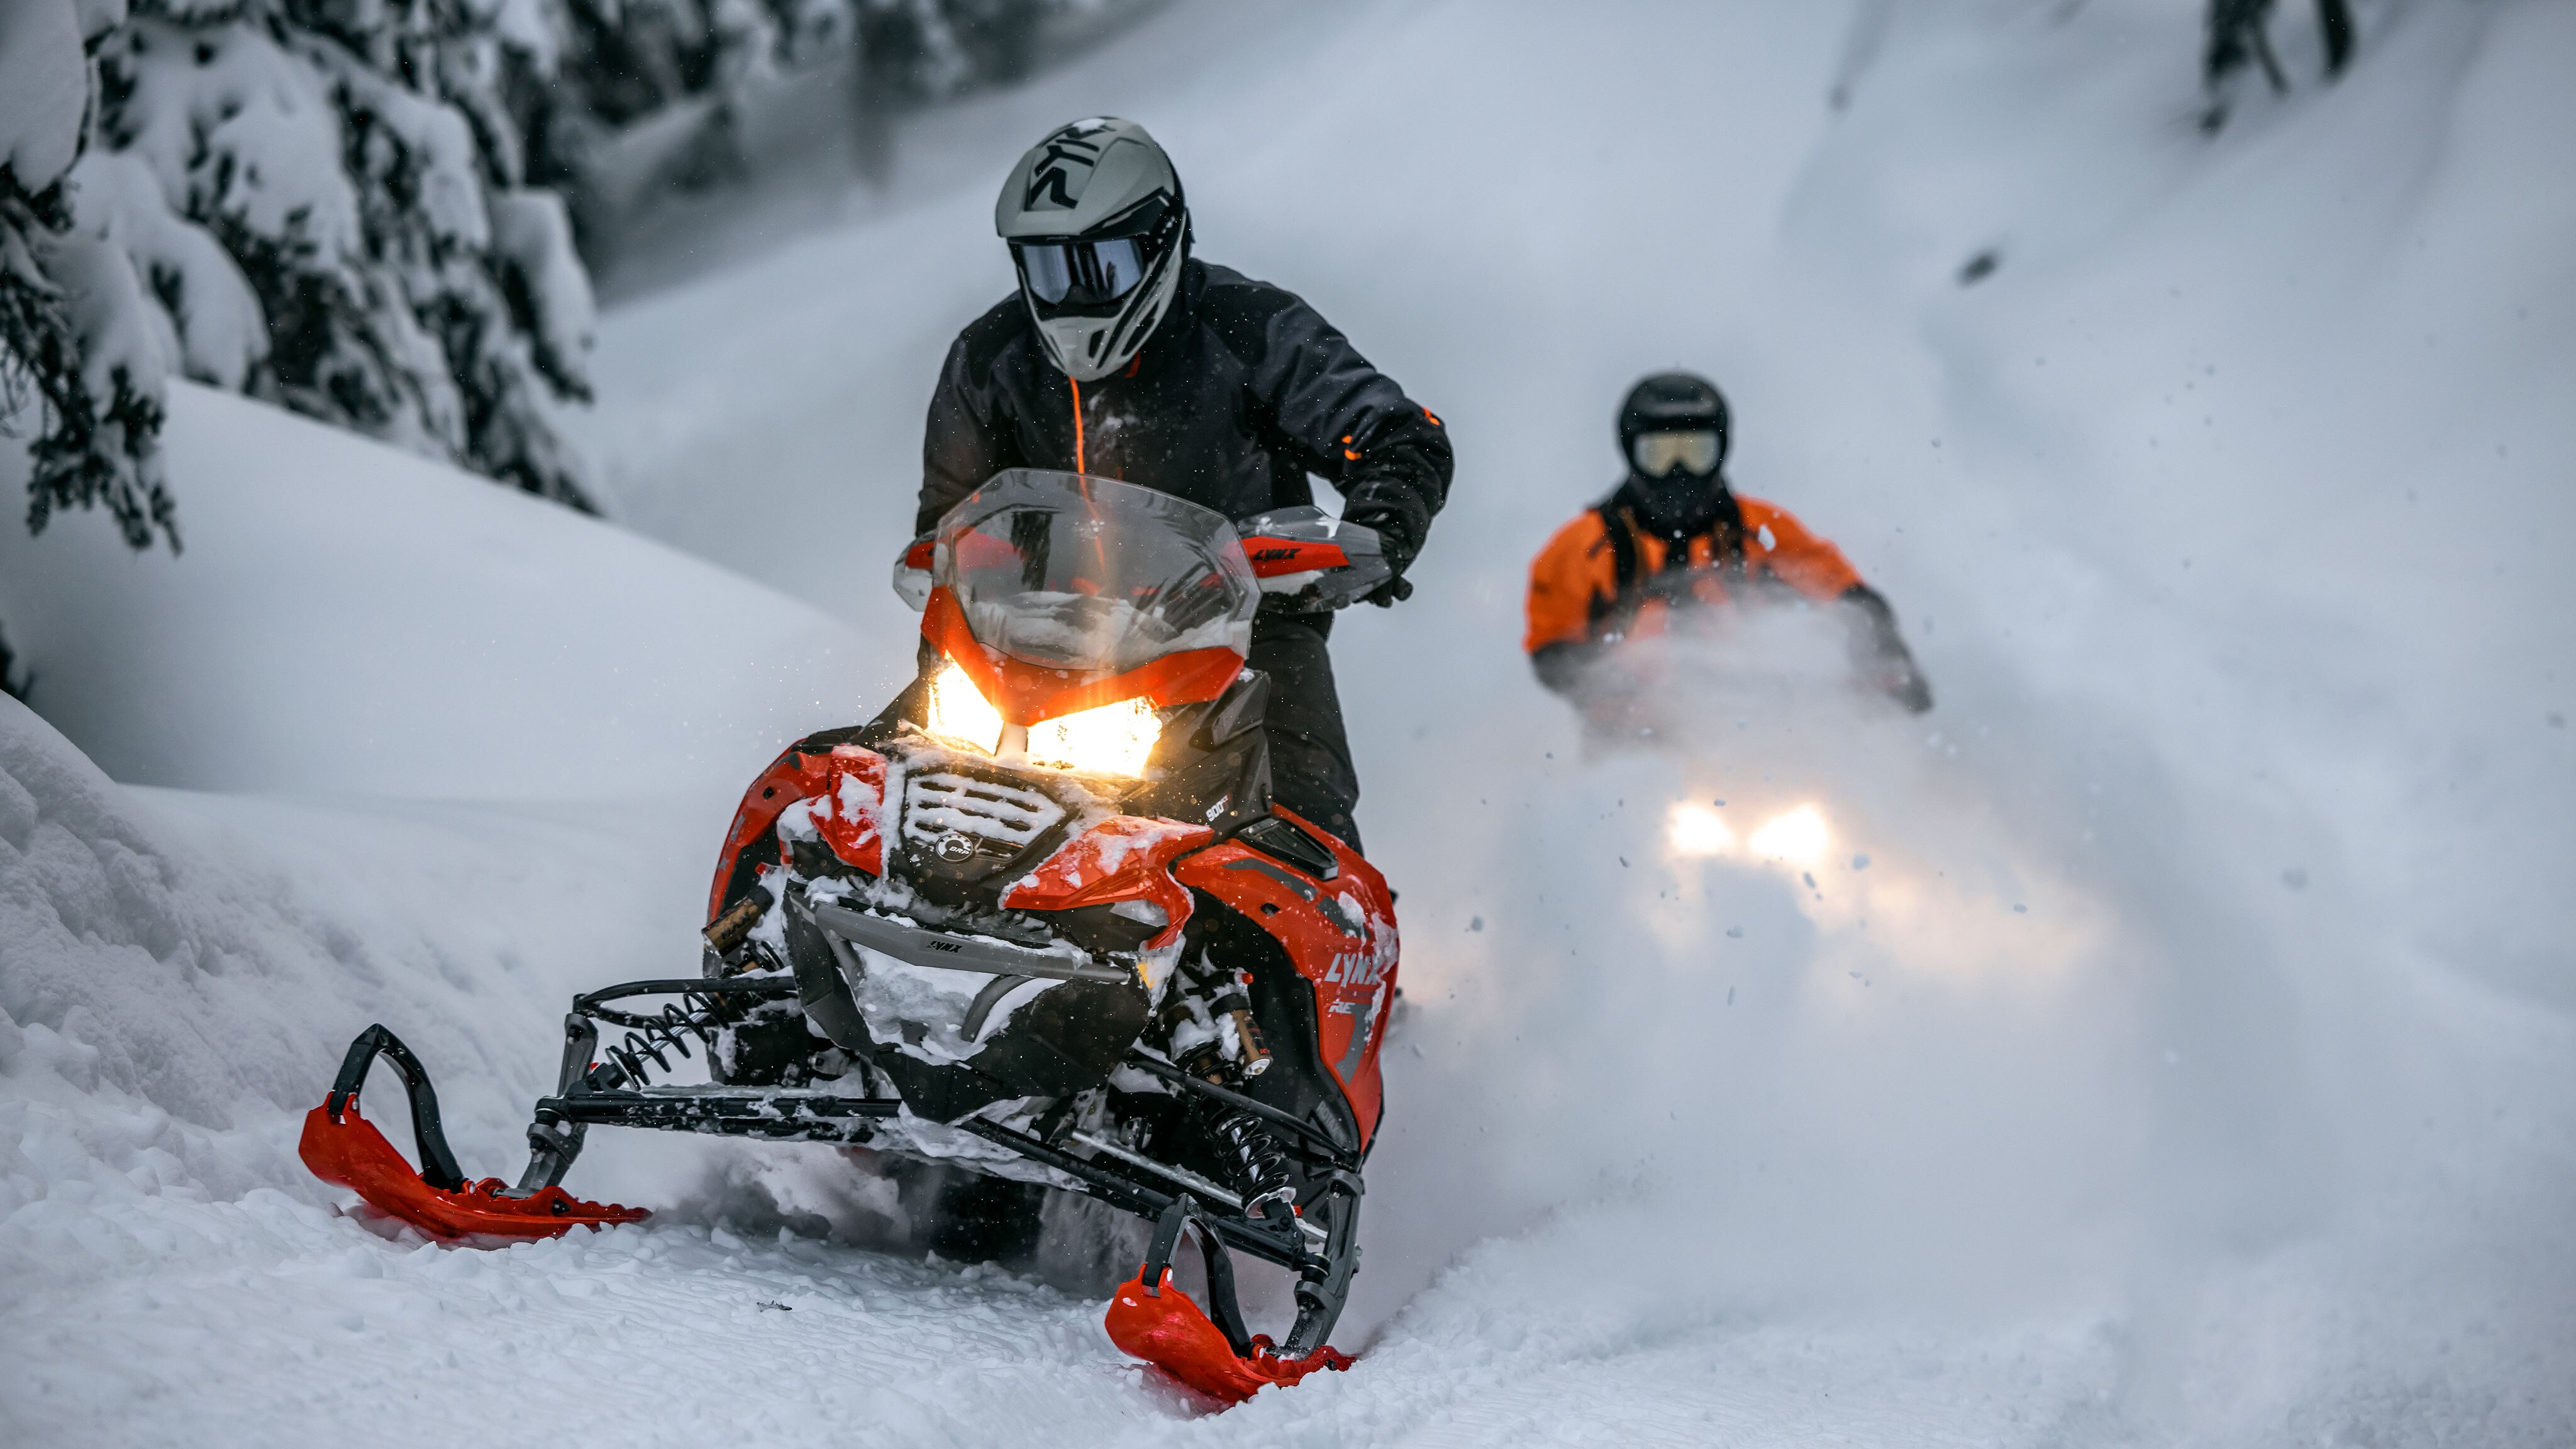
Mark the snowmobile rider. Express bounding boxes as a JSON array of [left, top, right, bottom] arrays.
[[908, 117, 1452, 851], [1523, 372, 1931, 713]]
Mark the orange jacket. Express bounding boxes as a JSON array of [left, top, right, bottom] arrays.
[[1524, 494, 1864, 655]]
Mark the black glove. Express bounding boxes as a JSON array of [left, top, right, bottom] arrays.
[[1342, 502, 1420, 609], [1841, 584, 1933, 714], [1877, 656, 1935, 714], [1530, 641, 1594, 697]]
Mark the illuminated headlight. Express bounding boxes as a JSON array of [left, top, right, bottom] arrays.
[[922, 661, 1162, 778], [925, 662, 1004, 753], [1665, 802, 1735, 858], [1028, 696, 1161, 778], [1747, 804, 1830, 865]]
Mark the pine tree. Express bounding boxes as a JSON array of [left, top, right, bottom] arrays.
[[2, 0, 182, 553], [93, 0, 599, 508]]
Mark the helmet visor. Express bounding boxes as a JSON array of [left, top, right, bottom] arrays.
[[1014, 238, 1149, 309], [1631, 429, 1722, 478]]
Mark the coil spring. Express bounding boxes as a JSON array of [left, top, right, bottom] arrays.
[[1206, 1108, 1297, 1218], [599, 991, 745, 1088]]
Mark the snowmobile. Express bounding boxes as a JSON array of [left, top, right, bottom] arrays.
[[299, 470, 1401, 1402]]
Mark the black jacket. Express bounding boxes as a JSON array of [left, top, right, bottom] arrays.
[[916, 260, 1453, 572]]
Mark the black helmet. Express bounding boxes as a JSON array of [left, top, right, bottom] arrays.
[[1617, 372, 1731, 534]]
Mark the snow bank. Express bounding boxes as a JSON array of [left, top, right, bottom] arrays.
[[0, 384, 863, 798], [0, 692, 1140, 1447]]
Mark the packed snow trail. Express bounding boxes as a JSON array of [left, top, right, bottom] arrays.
[[6, 0, 2574, 1444]]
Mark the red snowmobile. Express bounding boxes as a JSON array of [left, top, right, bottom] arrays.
[[299, 470, 1400, 1402]]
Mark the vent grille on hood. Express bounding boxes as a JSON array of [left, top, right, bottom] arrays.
[[902, 770, 1066, 857]]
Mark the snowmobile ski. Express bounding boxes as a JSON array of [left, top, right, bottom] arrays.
[[299, 1024, 645, 1240], [1103, 1196, 1356, 1402]]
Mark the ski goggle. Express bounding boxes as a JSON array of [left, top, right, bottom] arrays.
[[1631, 429, 1721, 477], [1014, 238, 1149, 308]]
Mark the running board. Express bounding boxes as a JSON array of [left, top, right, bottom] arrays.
[[535, 1087, 902, 1141]]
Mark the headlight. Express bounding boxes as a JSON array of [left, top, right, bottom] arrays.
[[922, 660, 1162, 778], [1746, 804, 1831, 865], [925, 661, 1004, 754], [1028, 695, 1161, 777]]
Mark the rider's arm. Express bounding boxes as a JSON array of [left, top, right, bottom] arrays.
[[1530, 642, 1596, 697], [1744, 501, 1931, 713], [1840, 583, 1933, 713], [916, 307, 1024, 538], [1230, 286, 1453, 592], [1740, 500, 1863, 600], [1525, 514, 1614, 695]]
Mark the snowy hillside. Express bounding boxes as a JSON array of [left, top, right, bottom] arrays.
[[6, 0, 2573, 1445]]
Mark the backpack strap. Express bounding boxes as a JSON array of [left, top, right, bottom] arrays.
[[1595, 502, 1641, 597], [1585, 502, 1647, 638]]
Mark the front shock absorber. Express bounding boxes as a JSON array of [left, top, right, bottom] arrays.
[[587, 990, 749, 1089], [1204, 1107, 1296, 1220]]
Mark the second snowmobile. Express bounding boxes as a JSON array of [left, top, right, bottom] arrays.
[[299, 470, 1401, 1401]]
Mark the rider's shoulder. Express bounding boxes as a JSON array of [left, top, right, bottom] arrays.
[[1538, 505, 1614, 562], [1194, 260, 1304, 351], [950, 291, 1038, 374], [1194, 258, 1282, 302], [1734, 493, 1818, 540]]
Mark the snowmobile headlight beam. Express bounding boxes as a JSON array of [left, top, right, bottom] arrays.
[[1748, 804, 1832, 866], [924, 658, 1162, 778], [926, 660, 1006, 755], [1026, 694, 1161, 777], [1667, 799, 1835, 869], [1666, 802, 1736, 858]]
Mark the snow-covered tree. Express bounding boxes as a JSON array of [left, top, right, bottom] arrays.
[[857, 0, 1050, 102], [3, 0, 186, 552], [92, 0, 599, 508], [521, 0, 1085, 246]]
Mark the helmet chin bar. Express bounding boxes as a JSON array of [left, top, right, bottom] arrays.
[[1631, 470, 1728, 535], [1026, 226, 1185, 381]]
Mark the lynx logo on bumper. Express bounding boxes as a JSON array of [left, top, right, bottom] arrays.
[[1023, 121, 1114, 211]]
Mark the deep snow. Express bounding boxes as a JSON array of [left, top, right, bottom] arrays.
[[5, 0, 2573, 1444]]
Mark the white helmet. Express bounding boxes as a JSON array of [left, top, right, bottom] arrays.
[[995, 118, 1189, 382]]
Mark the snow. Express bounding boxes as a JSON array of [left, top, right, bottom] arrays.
[[0, 0, 88, 190], [0, 384, 858, 797], [487, 187, 597, 384], [107, 18, 364, 262], [65, 149, 268, 391], [6, 0, 2576, 1443], [42, 227, 169, 412]]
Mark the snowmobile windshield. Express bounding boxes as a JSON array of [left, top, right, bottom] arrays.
[[932, 470, 1258, 682]]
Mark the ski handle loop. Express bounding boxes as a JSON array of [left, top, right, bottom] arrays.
[[324, 1024, 469, 1193], [1141, 1194, 1256, 1358]]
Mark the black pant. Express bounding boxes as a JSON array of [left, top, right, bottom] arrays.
[[1250, 611, 1362, 854]]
